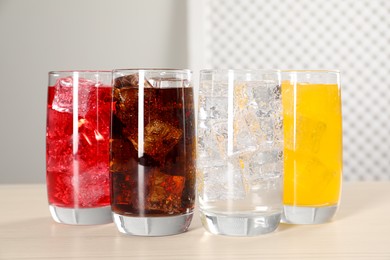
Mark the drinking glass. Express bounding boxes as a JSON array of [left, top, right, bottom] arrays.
[[197, 69, 284, 236], [281, 70, 343, 224], [46, 71, 112, 225], [110, 69, 196, 236]]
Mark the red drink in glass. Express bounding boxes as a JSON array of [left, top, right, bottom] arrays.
[[46, 71, 112, 225]]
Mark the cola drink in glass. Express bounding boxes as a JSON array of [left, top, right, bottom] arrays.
[[110, 69, 196, 236]]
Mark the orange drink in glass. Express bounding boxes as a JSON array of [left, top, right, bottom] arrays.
[[281, 71, 342, 224]]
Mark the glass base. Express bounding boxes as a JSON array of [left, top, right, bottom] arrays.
[[49, 205, 112, 225], [281, 205, 338, 224], [199, 210, 281, 236], [112, 212, 193, 236]]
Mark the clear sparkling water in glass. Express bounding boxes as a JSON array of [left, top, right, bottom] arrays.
[[197, 70, 283, 236]]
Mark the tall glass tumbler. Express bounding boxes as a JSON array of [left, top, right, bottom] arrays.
[[46, 71, 112, 225], [197, 70, 284, 236], [281, 70, 343, 224], [110, 69, 196, 236]]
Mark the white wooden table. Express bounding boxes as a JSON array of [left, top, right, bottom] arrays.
[[1, 182, 389, 259]]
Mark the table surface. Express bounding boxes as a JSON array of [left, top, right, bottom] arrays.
[[1, 182, 389, 260]]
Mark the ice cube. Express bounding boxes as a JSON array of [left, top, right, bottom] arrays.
[[200, 96, 228, 120], [200, 163, 247, 201], [249, 81, 272, 108], [85, 86, 112, 125], [112, 73, 153, 132], [232, 81, 282, 152], [234, 148, 282, 186], [52, 77, 73, 113], [249, 81, 281, 106], [297, 156, 337, 198], [113, 77, 156, 140], [146, 168, 185, 214], [199, 89, 228, 120], [285, 115, 327, 153], [197, 123, 211, 154], [76, 164, 110, 207], [234, 83, 250, 110], [46, 139, 73, 172], [52, 77, 97, 116], [233, 108, 259, 152], [209, 120, 229, 158], [114, 73, 153, 89], [197, 123, 226, 167], [259, 117, 277, 143], [129, 119, 182, 163], [46, 107, 73, 139], [112, 87, 139, 136]]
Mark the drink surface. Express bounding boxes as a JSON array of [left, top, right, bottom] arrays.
[[197, 80, 283, 215], [282, 81, 342, 206], [46, 79, 111, 208], [110, 75, 196, 217]]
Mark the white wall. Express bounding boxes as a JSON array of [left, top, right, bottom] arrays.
[[191, 0, 390, 181], [0, 0, 188, 183]]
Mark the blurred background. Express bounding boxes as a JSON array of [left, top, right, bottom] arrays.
[[1, 0, 389, 183], [0, 0, 188, 183]]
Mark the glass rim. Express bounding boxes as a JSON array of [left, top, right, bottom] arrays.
[[200, 69, 281, 74], [113, 68, 192, 73], [49, 70, 112, 75], [282, 69, 340, 74]]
